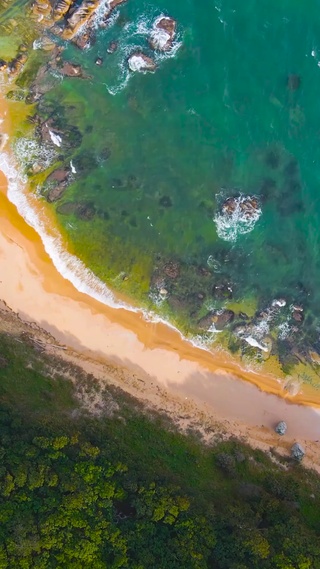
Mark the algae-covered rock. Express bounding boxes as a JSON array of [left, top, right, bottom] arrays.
[[198, 309, 234, 331]]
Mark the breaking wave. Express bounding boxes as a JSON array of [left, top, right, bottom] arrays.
[[214, 194, 262, 242]]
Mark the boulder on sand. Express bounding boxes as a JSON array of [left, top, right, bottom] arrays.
[[275, 421, 287, 436], [291, 442, 305, 462], [128, 52, 156, 73], [149, 16, 176, 51]]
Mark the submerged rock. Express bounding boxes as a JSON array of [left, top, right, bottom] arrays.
[[275, 421, 287, 436], [46, 167, 70, 184], [107, 41, 118, 54], [198, 309, 234, 331], [149, 16, 177, 51], [95, 57, 103, 66], [291, 442, 305, 461], [47, 184, 68, 203], [287, 74, 301, 91], [159, 195, 172, 207], [128, 52, 156, 73], [163, 261, 180, 279]]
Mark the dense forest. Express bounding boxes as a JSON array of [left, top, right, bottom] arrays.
[[0, 324, 320, 568]]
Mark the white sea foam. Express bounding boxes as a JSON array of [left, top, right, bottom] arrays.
[[214, 194, 262, 242], [49, 130, 62, 147], [128, 54, 154, 72], [13, 137, 56, 170], [70, 160, 77, 174], [244, 336, 269, 352]]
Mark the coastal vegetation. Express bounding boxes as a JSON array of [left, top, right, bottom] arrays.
[[0, 315, 320, 568]]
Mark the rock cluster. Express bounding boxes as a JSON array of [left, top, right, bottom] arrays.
[[221, 196, 260, 219]]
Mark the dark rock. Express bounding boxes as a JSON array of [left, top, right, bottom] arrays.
[[0, 59, 7, 72], [56, 202, 77, 215], [159, 195, 172, 207], [107, 41, 118, 54], [275, 421, 287, 436], [239, 312, 249, 320], [95, 57, 103, 66], [287, 74, 301, 91], [198, 309, 234, 331], [291, 442, 305, 461]]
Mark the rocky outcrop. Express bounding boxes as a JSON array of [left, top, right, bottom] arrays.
[[61, 0, 127, 40], [128, 52, 156, 73], [52, 0, 75, 21], [55, 61, 86, 78], [198, 309, 234, 331], [0, 60, 7, 72], [149, 16, 176, 51]]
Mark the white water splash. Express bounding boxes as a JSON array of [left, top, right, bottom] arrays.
[[214, 194, 262, 242], [244, 336, 269, 352], [49, 130, 62, 147], [70, 160, 77, 174]]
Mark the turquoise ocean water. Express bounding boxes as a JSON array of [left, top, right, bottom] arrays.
[[2, 0, 320, 371]]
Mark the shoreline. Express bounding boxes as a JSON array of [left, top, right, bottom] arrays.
[[0, 89, 320, 448]]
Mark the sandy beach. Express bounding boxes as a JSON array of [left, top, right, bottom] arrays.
[[0, 90, 320, 467]]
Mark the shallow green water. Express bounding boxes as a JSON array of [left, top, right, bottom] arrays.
[[3, 0, 320, 369]]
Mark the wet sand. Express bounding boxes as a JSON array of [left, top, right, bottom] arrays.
[[0, 92, 320, 448]]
